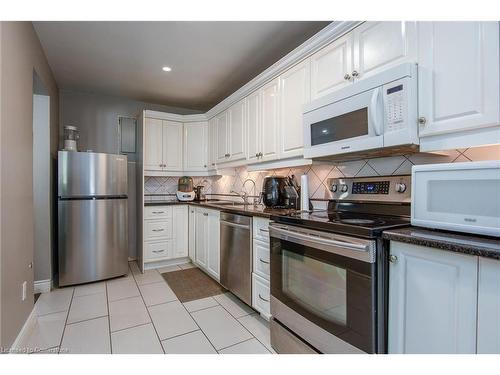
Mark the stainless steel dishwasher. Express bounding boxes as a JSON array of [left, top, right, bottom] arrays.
[[220, 212, 252, 305]]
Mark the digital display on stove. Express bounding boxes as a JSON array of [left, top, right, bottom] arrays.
[[352, 181, 390, 194]]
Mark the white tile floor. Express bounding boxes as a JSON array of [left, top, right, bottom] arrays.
[[18, 261, 274, 354]]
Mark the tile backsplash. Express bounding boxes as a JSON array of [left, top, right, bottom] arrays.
[[144, 145, 500, 199]]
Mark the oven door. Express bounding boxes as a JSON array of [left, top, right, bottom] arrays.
[[303, 85, 384, 159], [269, 224, 377, 353]]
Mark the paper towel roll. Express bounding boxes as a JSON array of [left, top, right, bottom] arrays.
[[300, 174, 309, 211]]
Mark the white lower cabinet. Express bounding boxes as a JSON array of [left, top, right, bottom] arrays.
[[188, 206, 196, 261], [251, 217, 271, 320], [477, 257, 500, 354], [252, 273, 271, 319], [193, 207, 220, 281], [143, 205, 188, 263], [388, 241, 478, 353]]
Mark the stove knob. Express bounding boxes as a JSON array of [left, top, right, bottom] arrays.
[[340, 184, 348, 193], [330, 184, 338, 192], [395, 183, 407, 193]]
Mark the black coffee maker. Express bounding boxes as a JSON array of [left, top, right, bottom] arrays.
[[261, 176, 300, 209]]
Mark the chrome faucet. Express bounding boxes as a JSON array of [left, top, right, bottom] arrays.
[[242, 179, 259, 205], [230, 190, 248, 204]]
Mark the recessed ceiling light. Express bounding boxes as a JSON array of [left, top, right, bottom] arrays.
[[162, 66, 172, 72]]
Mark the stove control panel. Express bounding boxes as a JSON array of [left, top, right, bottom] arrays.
[[327, 175, 411, 203]]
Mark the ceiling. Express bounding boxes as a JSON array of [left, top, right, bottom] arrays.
[[33, 21, 330, 112]]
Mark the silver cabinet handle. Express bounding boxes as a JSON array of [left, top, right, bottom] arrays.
[[259, 228, 269, 233], [418, 117, 427, 125], [259, 258, 270, 265], [258, 294, 270, 302], [258, 152, 263, 157], [203, 212, 209, 216], [204, 164, 207, 168], [211, 163, 215, 166], [152, 228, 164, 232], [255, 153, 259, 157], [352, 70, 359, 78], [152, 211, 165, 214], [152, 250, 165, 254], [389, 255, 398, 263], [225, 153, 230, 158], [344, 73, 352, 81]]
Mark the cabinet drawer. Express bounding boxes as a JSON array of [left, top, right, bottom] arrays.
[[253, 239, 270, 281], [252, 273, 271, 319], [145, 240, 173, 261], [145, 220, 172, 240], [253, 217, 270, 242], [144, 206, 172, 220]]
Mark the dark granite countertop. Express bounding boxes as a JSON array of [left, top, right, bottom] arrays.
[[383, 227, 500, 260], [144, 199, 296, 218]]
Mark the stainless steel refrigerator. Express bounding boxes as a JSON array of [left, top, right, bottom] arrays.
[[58, 151, 128, 286]]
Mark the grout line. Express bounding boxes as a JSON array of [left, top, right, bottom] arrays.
[[109, 321, 152, 335], [135, 270, 166, 354], [217, 337, 255, 352], [57, 288, 75, 353], [145, 298, 179, 308], [160, 328, 200, 343], [105, 279, 113, 354], [214, 295, 270, 352], [66, 312, 108, 326]]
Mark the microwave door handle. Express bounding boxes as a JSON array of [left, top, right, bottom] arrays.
[[370, 87, 383, 136]]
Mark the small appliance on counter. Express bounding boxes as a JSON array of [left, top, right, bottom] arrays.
[[411, 160, 500, 237], [262, 176, 300, 209], [176, 176, 195, 201], [63, 125, 80, 151], [194, 185, 206, 201]]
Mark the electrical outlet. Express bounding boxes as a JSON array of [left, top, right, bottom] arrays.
[[22, 281, 27, 301]]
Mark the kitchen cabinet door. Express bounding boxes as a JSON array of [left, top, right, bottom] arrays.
[[246, 90, 261, 164], [388, 241, 478, 354], [216, 111, 229, 163], [207, 117, 217, 170], [228, 99, 247, 162], [352, 21, 417, 81], [188, 206, 196, 262], [206, 209, 220, 281], [477, 257, 500, 354], [418, 22, 500, 138], [310, 33, 353, 100], [162, 121, 183, 171], [280, 59, 311, 159], [172, 205, 188, 258], [144, 117, 164, 171], [183, 121, 208, 171], [260, 78, 280, 162], [194, 209, 208, 269]]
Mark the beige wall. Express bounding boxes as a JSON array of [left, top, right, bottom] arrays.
[[0, 22, 59, 349]]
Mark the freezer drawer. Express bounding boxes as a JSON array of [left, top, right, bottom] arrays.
[[58, 151, 128, 197], [58, 198, 128, 286]]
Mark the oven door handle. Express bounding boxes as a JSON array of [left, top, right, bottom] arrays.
[[269, 225, 375, 262]]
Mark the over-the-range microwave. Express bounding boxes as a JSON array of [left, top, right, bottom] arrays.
[[412, 160, 500, 237], [303, 63, 419, 159]]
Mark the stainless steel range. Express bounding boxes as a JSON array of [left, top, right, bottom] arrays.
[[269, 175, 411, 354]]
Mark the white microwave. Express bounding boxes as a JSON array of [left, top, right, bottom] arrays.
[[303, 63, 419, 159], [412, 160, 500, 237]]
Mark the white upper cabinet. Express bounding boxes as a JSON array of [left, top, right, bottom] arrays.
[[144, 118, 183, 172], [228, 99, 247, 162], [216, 110, 229, 163], [260, 78, 280, 162], [477, 257, 500, 354], [310, 33, 353, 100], [280, 59, 311, 159], [388, 241, 478, 354], [183, 121, 208, 172], [246, 89, 261, 163], [418, 21, 500, 139], [144, 118, 164, 171], [207, 117, 218, 170], [163, 121, 183, 171], [352, 21, 417, 81]]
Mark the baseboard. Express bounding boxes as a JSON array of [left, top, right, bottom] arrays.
[[9, 307, 36, 353], [34, 279, 52, 294]]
